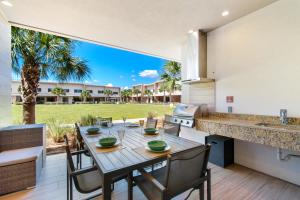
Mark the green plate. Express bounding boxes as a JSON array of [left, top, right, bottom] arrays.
[[87, 127, 100, 135], [144, 128, 157, 135], [99, 137, 117, 147], [148, 140, 167, 151]]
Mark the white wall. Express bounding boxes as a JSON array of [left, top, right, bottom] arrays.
[[208, 0, 300, 118], [0, 11, 11, 127], [207, 0, 300, 185]]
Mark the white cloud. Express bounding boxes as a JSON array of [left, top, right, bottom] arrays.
[[132, 78, 136, 82], [106, 83, 113, 87], [123, 86, 129, 89], [139, 70, 159, 78], [93, 80, 99, 83], [131, 74, 135, 78]]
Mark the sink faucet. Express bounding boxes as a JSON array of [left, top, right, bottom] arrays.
[[280, 109, 288, 125]]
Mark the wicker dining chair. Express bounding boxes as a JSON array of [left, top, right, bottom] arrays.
[[129, 145, 211, 200], [163, 121, 181, 137], [146, 118, 158, 129], [64, 135, 102, 200]]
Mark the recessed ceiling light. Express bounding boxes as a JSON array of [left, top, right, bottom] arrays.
[[222, 10, 229, 17], [188, 30, 194, 34], [1, 0, 13, 7]]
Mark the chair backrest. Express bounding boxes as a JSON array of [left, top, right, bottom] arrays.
[[99, 117, 112, 122], [64, 135, 84, 191], [74, 123, 84, 150], [164, 145, 211, 198], [163, 121, 181, 137], [146, 118, 158, 129], [64, 135, 76, 173]]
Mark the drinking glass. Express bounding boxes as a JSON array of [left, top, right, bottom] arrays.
[[117, 129, 125, 146], [122, 116, 127, 127], [139, 120, 144, 135], [158, 128, 165, 140], [107, 121, 113, 135]]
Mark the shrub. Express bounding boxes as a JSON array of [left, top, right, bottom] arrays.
[[47, 118, 72, 143], [80, 114, 97, 126], [147, 111, 157, 119]]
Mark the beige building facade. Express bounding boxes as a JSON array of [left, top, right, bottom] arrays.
[[131, 80, 181, 103], [11, 81, 121, 104]]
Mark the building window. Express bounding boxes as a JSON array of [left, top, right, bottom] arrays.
[[87, 90, 93, 94], [48, 88, 52, 92], [113, 92, 118, 95], [37, 88, 42, 92], [64, 89, 69, 93], [74, 89, 82, 93], [98, 90, 104, 94]]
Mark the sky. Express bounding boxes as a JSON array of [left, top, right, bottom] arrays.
[[72, 41, 167, 88], [12, 39, 168, 89]]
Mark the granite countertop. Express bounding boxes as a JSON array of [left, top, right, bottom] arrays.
[[199, 118, 300, 133], [196, 113, 300, 152]]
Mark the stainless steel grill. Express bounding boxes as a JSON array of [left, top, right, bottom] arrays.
[[166, 104, 208, 127]]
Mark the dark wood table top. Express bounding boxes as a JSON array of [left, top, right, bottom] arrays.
[[80, 124, 202, 177]]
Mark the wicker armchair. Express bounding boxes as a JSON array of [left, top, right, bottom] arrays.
[[129, 145, 211, 200]]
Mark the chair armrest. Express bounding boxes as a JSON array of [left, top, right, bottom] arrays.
[[137, 168, 166, 192], [70, 165, 98, 176], [71, 149, 89, 156]]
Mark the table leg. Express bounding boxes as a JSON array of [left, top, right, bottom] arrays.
[[103, 176, 112, 200], [128, 172, 133, 200]]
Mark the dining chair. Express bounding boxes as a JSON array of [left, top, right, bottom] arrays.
[[163, 121, 181, 137], [64, 135, 102, 200], [64, 135, 128, 200], [129, 145, 211, 200], [74, 123, 91, 169], [146, 118, 158, 129], [99, 117, 113, 126]]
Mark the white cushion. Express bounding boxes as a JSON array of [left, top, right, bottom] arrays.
[[0, 146, 43, 167]]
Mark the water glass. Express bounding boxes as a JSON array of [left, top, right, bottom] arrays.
[[158, 128, 165, 140], [139, 120, 144, 134], [122, 116, 127, 127], [117, 129, 125, 146]]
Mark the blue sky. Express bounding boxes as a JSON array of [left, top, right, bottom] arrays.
[[12, 40, 168, 89], [73, 41, 167, 88]]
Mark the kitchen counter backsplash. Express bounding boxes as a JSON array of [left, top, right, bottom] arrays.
[[208, 112, 300, 125]]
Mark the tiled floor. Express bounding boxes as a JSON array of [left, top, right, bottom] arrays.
[[1, 128, 300, 200]]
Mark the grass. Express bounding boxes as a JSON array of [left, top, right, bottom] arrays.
[[12, 103, 173, 124]]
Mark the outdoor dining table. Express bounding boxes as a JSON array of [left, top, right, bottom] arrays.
[[80, 123, 203, 200]]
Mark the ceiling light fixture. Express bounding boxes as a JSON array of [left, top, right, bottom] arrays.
[[222, 10, 229, 17], [188, 30, 194, 34], [1, 0, 13, 7]]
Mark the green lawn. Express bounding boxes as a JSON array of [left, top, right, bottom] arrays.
[[12, 104, 173, 124]]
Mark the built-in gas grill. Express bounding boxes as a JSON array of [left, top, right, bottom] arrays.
[[166, 104, 208, 127]]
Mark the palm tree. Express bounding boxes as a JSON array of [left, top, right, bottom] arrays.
[[159, 81, 169, 103], [121, 89, 132, 102], [103, 89, 113, 102], [12, 26, 90, 124], [81, 90, 91, 103], [144, 89, 153, 103], [160, 61, 181, 103], [132, 88, 141, 103], [51, 87, 66, 104]]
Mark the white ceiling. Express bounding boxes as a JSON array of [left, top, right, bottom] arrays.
[[0, 0, 278, 61]]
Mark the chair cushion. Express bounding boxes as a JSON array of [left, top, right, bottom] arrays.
[[76, 169, 102, 192], [133, 167, 166, 200], [0, 146, 43, 167]]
